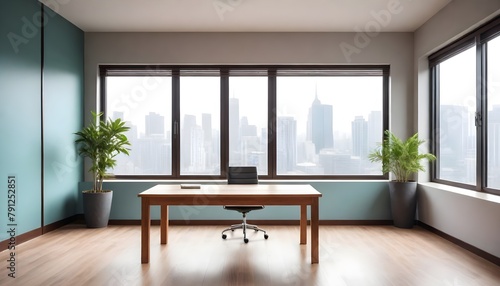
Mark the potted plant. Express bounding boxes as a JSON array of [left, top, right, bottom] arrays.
[[368, 130, 436, 228], [75, 112, 131, 228]]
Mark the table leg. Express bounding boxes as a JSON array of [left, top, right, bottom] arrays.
[[300, 204, 307, 244], [311, 198, 319, 264], [161, 204, 168, 244], [141, 198, 151, 264]]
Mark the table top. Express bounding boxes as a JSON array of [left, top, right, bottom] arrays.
[[138, 184, 322, 198]]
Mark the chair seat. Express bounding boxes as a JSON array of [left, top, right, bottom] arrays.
[[223, 205, 264, 213]]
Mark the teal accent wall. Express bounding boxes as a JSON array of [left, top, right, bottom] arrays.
[[0, 0, 43, 240], [78, 181, 391, 221], [0, 0, 83, 240], [43, 7, 83, 225]]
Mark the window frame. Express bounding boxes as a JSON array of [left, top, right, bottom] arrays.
[[99, 65, 390, 180], [429, 16, 500, 195]]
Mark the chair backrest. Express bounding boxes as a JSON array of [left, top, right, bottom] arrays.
[[227, 166, 258, 184]]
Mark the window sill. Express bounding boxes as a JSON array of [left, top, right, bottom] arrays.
[[103, 179, 388, 184], [418, 182, 500, 204]]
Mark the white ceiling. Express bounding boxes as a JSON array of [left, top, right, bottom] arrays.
[[40, 0, 452, 32]]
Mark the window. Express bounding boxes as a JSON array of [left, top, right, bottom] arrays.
[[435, 46, 476, 185], [430, 16, 500, 194], [100, 65, 389, 179], [105, 74, 172, 175], [487, 35, 500, 190], [228, 75, 268, 175], [179, 76, 220, 175], [276, 76, 384, 175]]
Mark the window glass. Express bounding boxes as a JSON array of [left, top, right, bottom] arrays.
[[180, 76, 220, 175], [487, 36, 500, 189], [276, 76, 383, 175], [437, 46, 476, 185], [102, 66, 388, 179], [106, 76, 172, 175], [228, 77, 268, 175]]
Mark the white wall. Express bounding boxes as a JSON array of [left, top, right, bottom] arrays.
[[414, 0, 500, 258], [419, 183, 500, 258]]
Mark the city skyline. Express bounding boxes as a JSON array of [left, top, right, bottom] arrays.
[[106, 75, 387, 176], [111, 97, 385, 176]]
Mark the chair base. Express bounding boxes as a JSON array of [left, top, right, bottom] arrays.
[[221, 213, 268, 243]]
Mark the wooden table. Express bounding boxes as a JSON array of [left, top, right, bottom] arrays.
[[138, 184, 322, 264]]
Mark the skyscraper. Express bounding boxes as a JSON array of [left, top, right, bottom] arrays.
[[145, 112, 164, 137], [190, 125, 205, 172], [240, 116, 257, 137], [202, 113, 214, 168], [202, 113, 212, 143], [112, 111, 124, 121], [367, 110, 382, 152], [277, 116, 297, 173], [306, 94, 333, 154], [229, 97, 240, 164], [181, 114, 197, 170], [439, 105, 469, 182], [352, 116, 368, 157]]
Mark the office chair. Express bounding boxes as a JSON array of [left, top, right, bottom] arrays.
[[221, 166, 269, 243]]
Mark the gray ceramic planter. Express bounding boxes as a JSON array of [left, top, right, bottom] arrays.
[[82, 190, 113, 228], [388, 181, 417, 228]]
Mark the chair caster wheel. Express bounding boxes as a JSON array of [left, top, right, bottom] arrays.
[[222, 234, 227, 239], [264, 234, 269, 239], [244, 238, 249, 243]]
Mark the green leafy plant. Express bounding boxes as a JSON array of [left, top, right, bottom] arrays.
[[75, 112, 131, 192], [368, 130, 436, 182]]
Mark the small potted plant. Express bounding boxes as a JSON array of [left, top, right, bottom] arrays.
[[368, 130, 436, 228], [75, 112, 131, 228]]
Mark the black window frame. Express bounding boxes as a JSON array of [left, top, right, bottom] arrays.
[[99, 65, 390, 180], [429, 16, 500, 195]]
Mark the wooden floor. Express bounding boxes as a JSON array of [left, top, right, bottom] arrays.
[[0, 225, 499, 286]]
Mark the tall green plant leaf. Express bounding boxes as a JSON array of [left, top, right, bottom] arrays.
[[74, 112, 131, 192], [368, 130, 436, 182]]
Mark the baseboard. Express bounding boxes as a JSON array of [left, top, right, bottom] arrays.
[[108, 219, 301, 226], [0, 215, 80, 251], [43, 214, 81, 233], [72, 214, 85, 224], [0, 227, 42, 251], [321, 220, 393, 225], [107, 219, 393, 226], [417, 221, 500, 267]]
